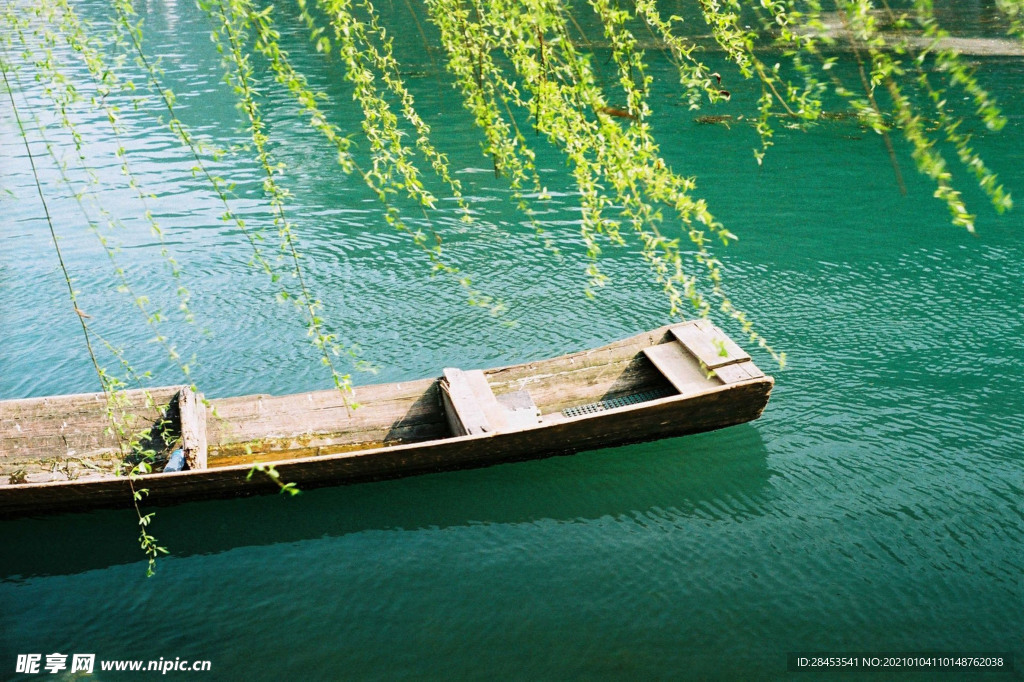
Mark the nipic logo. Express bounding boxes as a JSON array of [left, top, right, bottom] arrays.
[[15, 653, 211, 675], [15, 653, 95, 674]]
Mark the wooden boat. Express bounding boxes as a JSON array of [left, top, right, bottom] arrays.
[[0, 321, 773, 517]]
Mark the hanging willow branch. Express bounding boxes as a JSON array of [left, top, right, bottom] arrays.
[[1, 47, 170, 576], [4, 0, 1019, 374], [4, 2, 198, 377], [202, 0, 359, 401]]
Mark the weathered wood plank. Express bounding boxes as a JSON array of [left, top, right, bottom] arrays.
[[461, 369, 509, 432], [178, 387, 207, 470], [485, 328, 672, 389], [0, 386, 182, 422], [441, 369, 489, 436], [712, 361, 764, 383], [206, 379, 442, 451], [208, 419, 450, 466], [495, 390, 541, 430], [209, 420, 448, 459], [744, 364, 765, 380], [489, 356, 673, 415], [712, 363, 750, 384], [441, 368, 508, 435], [670, 320, 750, 369], [643, 342, 723, 396], [1, 387, 184, 481]]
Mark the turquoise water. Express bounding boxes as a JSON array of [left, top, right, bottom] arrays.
[[2, 1, 1023, 679]]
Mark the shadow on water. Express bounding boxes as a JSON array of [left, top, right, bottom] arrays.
[[0, 425, 771, 579]]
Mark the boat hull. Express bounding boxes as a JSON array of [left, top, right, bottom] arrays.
[[0, 324, 773, 517], [0, 378, 770, 517]]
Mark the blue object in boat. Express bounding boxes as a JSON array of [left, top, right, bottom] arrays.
[[164, 448, 186, 472]]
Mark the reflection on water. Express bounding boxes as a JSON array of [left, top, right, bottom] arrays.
[[0, 427, 771, 579]]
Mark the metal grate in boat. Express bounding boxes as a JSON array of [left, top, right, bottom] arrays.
[[561, 388, 675, 418]]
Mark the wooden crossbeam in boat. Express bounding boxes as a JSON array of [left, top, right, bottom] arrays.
[[711, 361, 765, 383], [670, 320, 749, 369], [440, 368, 508, 436], [177, 386, 207, 470], [495, 390, 542, 430], [643, 342, 722, 396]]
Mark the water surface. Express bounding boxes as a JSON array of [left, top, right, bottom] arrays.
[[1, 1, 1022, 679]]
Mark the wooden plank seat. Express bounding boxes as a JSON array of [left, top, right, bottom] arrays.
[[643, 321, 764, 396], [440, 368, 540, 436], [495, 390, 543, 430], [643, 342, 722, 396], [670, 319, 749, 369]]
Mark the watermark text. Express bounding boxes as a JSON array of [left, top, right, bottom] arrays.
[[16, 653, 211, 675]]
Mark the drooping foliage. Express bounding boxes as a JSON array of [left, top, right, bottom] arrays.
[[3, 0, 1017, 376]]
